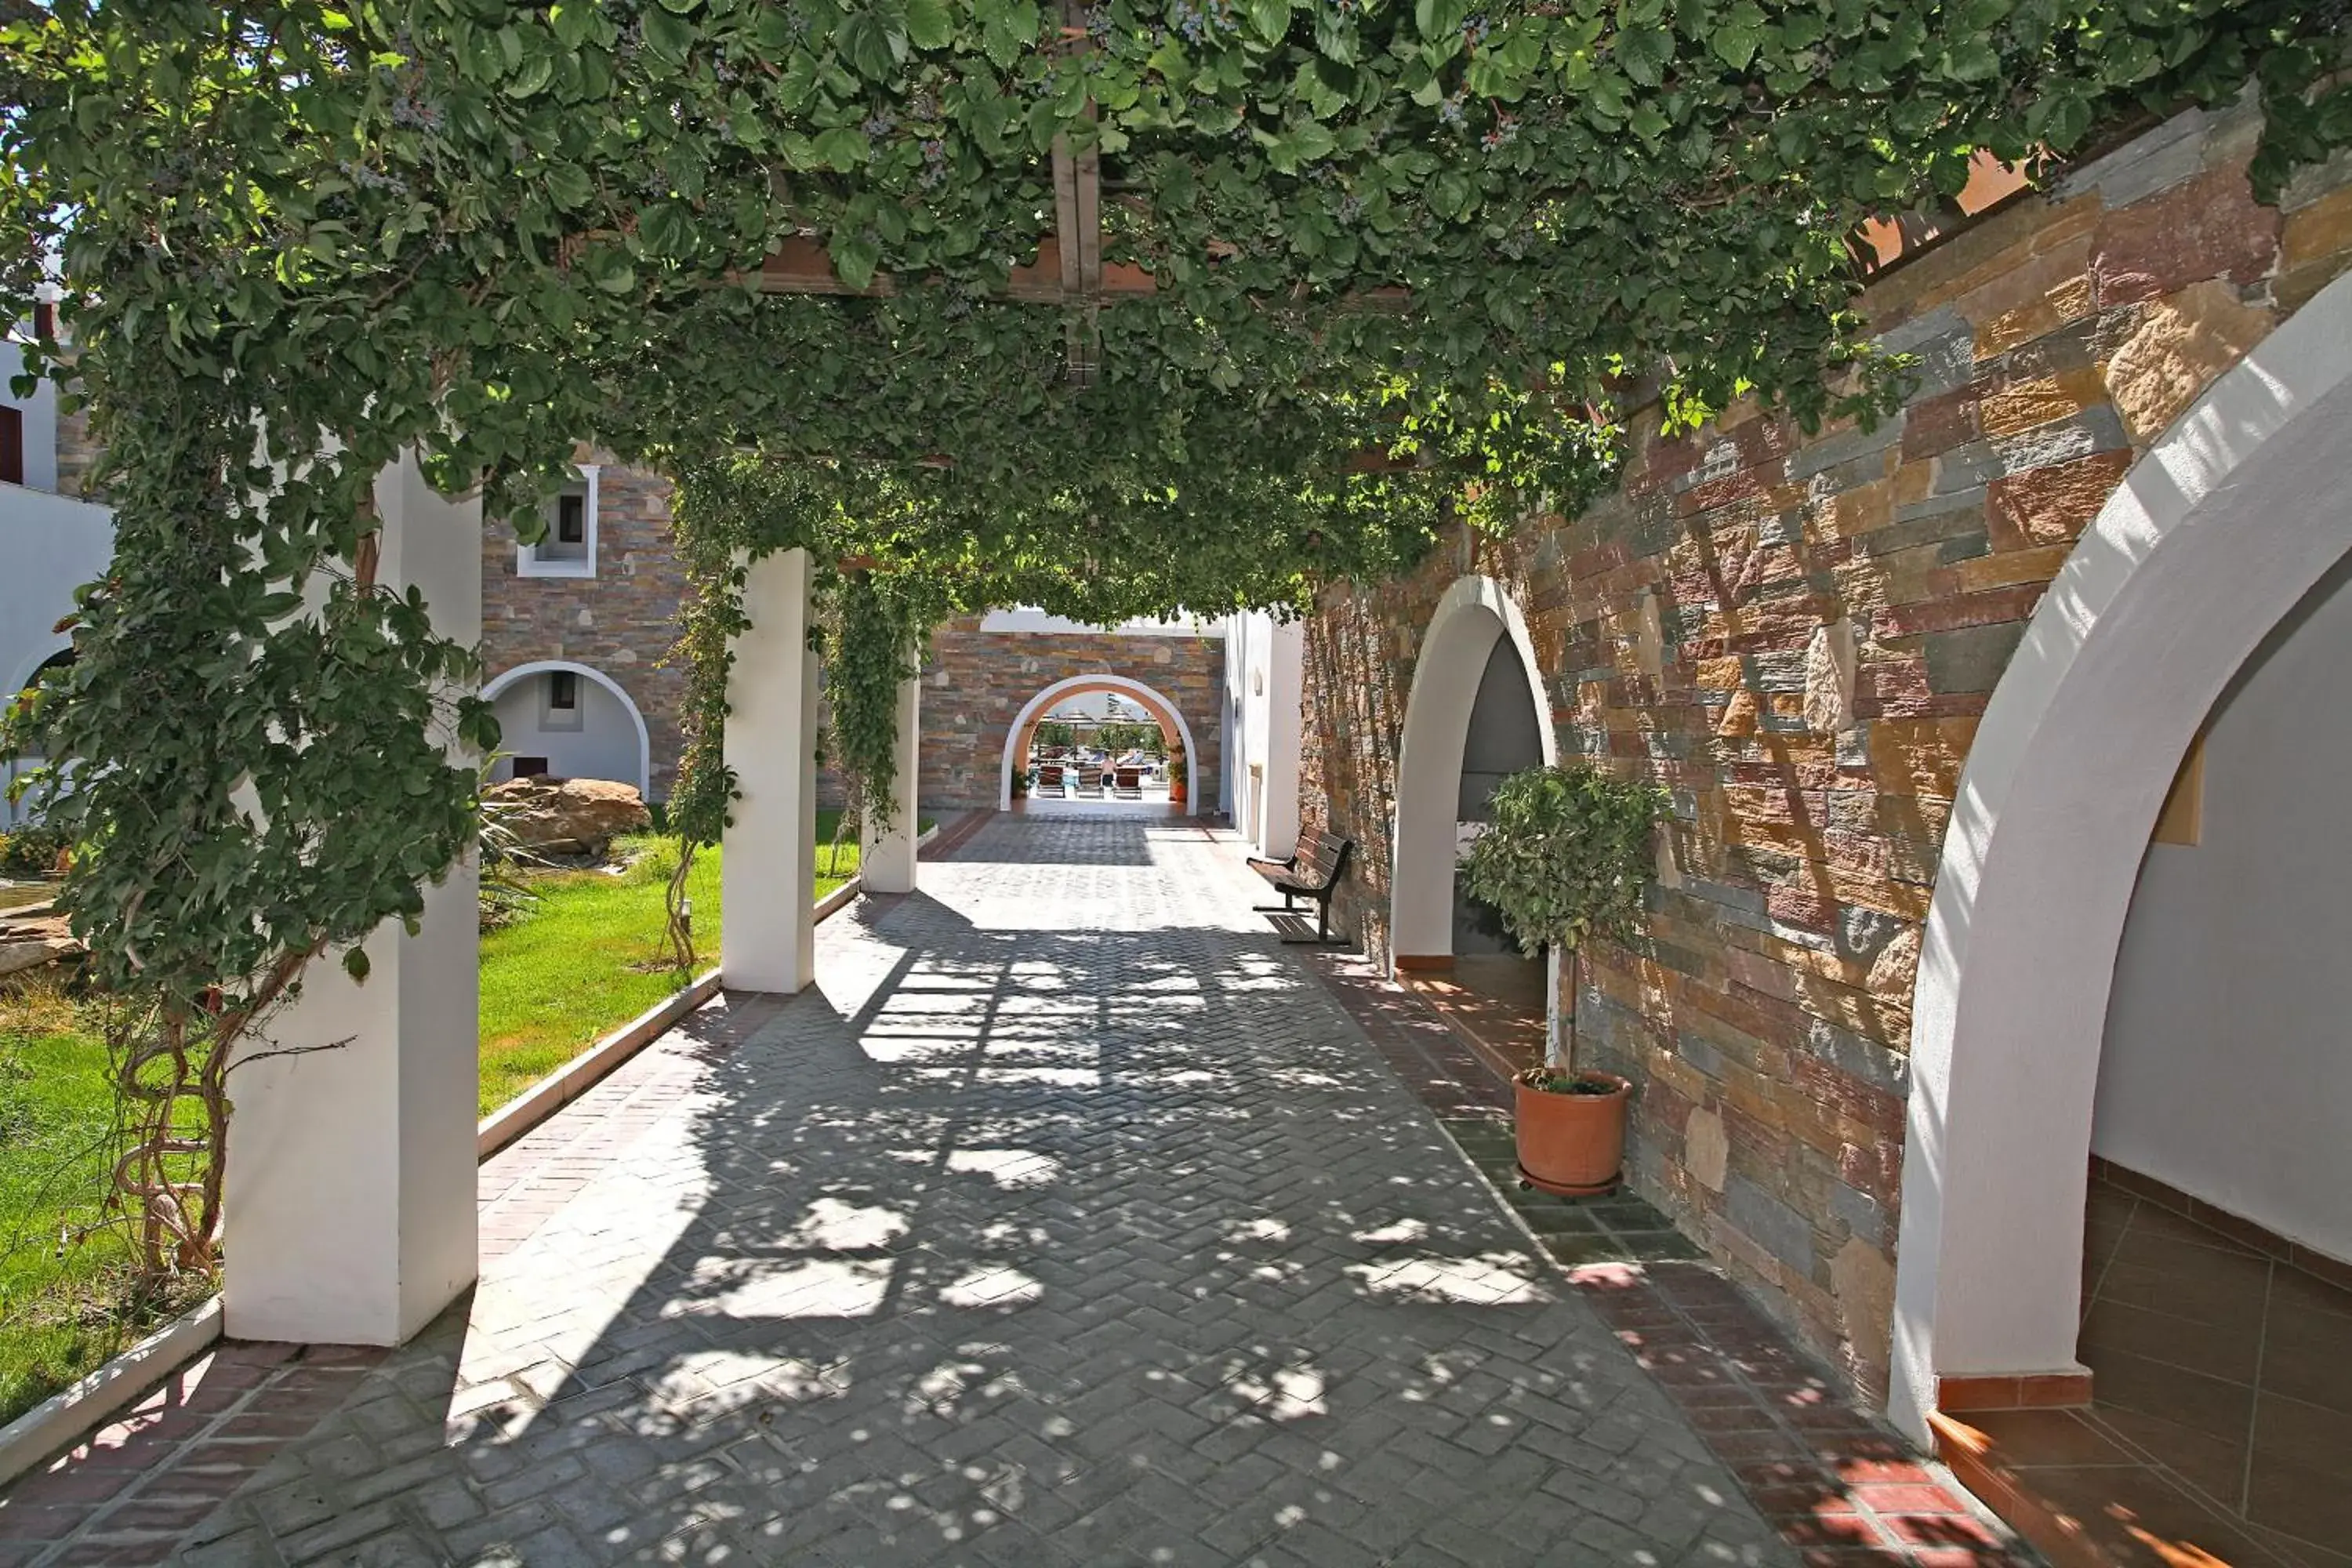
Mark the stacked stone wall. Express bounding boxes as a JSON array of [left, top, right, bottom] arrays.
[[479, 462, 691, 795], [1298, 102, 2352, 1400], [914, 619, 1225, 811]]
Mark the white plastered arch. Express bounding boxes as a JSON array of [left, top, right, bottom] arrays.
[[4, 640, 75, 706], [1390, 573, 1559, 966], [481, 659, 654, 796], [1888, 270, 2352, 1443], [998, 673, 1202, 810]]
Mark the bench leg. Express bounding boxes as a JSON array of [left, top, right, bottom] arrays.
[[1277, 895, 1347, 946]]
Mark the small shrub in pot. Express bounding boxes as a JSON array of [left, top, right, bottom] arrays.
[[1458, 762, 1666, 1194]]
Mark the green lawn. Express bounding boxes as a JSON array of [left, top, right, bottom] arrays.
[[0, 808, 922, 1423], [0, 981, 205, 1427]]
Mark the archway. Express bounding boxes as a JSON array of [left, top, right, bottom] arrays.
[[5, 642, 74, 708], [1390, 575, 1559, 1063], [998, 673, 1201, 811], [1889, 271, 2352, 1444], [4, 647, 74, 829], [481, 660, 654, 797]]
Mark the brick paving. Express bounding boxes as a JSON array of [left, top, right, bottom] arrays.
[[3, 813, 2020, 1566], [1296, 917, 2034, 1567]]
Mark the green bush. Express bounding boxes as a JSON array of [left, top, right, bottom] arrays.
[[0, 824, 68, 880], [1458, 764, 1665, 960]]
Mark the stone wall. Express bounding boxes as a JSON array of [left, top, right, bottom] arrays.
[[1297, 102, 2352, 1401], [914, 618, 1226, 811], [480, 462, 691, 796]]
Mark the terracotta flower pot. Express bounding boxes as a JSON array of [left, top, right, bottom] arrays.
[[1514, 1072, 1631, 1197]]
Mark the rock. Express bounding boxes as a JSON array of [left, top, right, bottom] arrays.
[[0, 907, 83, 978], [483, 777, 652, 858], [2103, 279, 2274, 442]]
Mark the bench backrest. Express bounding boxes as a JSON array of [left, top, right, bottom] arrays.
[[1292, 827, 1355, 890], [1115, 767, 1141, 789], [1039, 764, 1064, 785]]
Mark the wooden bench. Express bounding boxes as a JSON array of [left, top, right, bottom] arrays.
[[1247, 827, 1356, 945], [1036, 763, 1065, 795], [1112, 766, 1142, 798]]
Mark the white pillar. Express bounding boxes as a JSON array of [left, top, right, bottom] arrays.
[[223, 452, 481, 1345], [1262, 617, 1305, 855], [721, 547, 818, 991], [859, 667, 920, 895]]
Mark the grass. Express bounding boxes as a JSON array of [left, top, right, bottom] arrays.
[[475, 811, 895, 1113], [0, 978, 204, 1428], [0, 808, 927, 1424]]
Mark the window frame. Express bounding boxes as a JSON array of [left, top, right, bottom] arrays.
[[516, 465, 601, 579]]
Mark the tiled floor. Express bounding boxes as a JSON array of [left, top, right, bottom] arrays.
[[2072, 1171, 2351, 1563], [1398, 955, 1548, 1080], [1305, 937, 2031, 1565], [13, 815, 1816, 1566], [1945, 1173, 2352, 1566]]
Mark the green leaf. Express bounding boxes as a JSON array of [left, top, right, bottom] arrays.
[[830, 232, 883, 290], [548, 3, 596, 48], [1414, 0, 1468, 43], [343, 946, 372, 982], [812, 125, 870, 169], [1709, 24, 1761, 72], [1614, 24, 1672, 87], [1247, 0, 1291, 44], [640, 6, 695, 59], [905, 0, 954, 49], [503, 52, 554, 97]]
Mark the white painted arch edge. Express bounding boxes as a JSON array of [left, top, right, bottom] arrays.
[[996, 672, 1204, 811], [3, 638, 74, 712], [1888, 270, 2352, 1444], [1389, 573, 1559, 992], [481, 659, 654, 797]]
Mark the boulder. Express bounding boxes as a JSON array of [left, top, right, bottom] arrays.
[[484, 777, 652, 858], [0, 905, 83, 979]]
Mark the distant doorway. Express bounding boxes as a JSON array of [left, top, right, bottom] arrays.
[[997, 674, 1200, 812], [1390, 576, 1557, 1073]]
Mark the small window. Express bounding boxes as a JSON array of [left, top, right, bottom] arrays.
[[511, 756, 550, 778], [539, 670, 585, 733], [554, 492, 586, 545], [0, 405, 22, 487], [517, 466, 599, 578]]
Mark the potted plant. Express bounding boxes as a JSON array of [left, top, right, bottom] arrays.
[[1459, 762, 1667, 1196], [1167, 753, 1188, 804]]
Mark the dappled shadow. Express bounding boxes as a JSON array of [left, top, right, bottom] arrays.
[[173, 815, 1795, 1566]]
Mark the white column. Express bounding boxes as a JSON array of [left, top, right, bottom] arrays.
[[1263, 617, 1305, 855], [859, 667, 920, 895], [223, 452, 481, 1345], [721, 547, 818, 991]]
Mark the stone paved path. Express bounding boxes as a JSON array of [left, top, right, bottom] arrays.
[[169, 815, 1795, 1566]]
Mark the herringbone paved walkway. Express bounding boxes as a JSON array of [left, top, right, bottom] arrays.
[[174, 817, 1794, 1566]]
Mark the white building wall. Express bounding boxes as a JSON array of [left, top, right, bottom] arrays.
[[979, 607, 1225, 637], [2096, 551, 2352, 1265], [488, 670, 648, 792], [2, 339, 60, 494], [1, 478, 111, 829], [1221, 612, 1302, 855]]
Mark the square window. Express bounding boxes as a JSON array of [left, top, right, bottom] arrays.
[[518, 466, 599, 578], [539, 670, 586, 732]]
